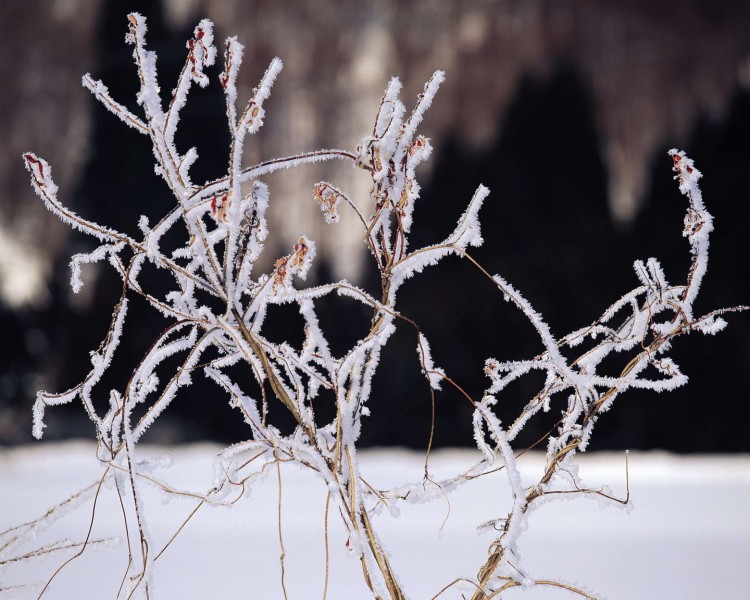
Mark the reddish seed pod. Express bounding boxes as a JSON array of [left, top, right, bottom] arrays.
[[24, 154, 45, 178]]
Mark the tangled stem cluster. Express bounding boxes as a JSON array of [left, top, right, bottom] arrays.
[[5, 13, 744, 600]]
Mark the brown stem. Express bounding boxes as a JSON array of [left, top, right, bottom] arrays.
[[231, 308, 318, 447], [361, 509, 405, 600]]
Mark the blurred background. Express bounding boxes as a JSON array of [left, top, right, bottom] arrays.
[[0, 0, 748, 451]]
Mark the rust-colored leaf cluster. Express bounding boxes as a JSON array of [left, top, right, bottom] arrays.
[[187, 26, 208, 81], [313, 182, 342, 223], [210, 192, 230, 222], [22, 154, 46, 185]]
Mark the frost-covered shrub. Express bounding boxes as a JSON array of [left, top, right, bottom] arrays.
[[7, 13, 744, 600]]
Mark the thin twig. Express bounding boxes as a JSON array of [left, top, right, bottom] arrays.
[[36, 466, 111, 599], [273, 446, 289, 600]]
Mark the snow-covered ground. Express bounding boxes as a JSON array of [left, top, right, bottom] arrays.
[[1, 442, 748, 599]]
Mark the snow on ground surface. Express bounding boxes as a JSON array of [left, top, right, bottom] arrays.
[[1, 442, 748, 599]]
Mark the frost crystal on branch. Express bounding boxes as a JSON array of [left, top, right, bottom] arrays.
[[15, 12, 743, 600]]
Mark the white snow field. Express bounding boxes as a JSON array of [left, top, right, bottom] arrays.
[[1, 442, 748, 599]]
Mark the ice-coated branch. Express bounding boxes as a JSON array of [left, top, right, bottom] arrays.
[[82, 75, 148, 134], [33, 298, 129, 440], [467, 150, 737, 597], [23, 153, 137, 247], [164, 19, 217, 149]]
